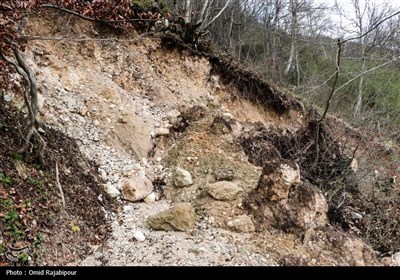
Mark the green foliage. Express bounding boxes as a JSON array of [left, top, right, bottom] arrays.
[[27, 177, 45, 189], [4, 209, 24, 241], [17, 252, 29, 264], [0, 173, 11, 185], [0, 197, 12, 210], [0, 243, 5, 255], [11, 151, 23, 162]]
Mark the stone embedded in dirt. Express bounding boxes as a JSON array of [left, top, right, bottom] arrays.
[[214, 169, 235, 181], [382, 257, 392, 266], [246, 159, 328, 234], [209, 115, 234, 135], [122, 175, 154, 202], [207, 181, 243, 201], [350, 158, 359, 173], [167, 109, 181, 124], [392, 252, 400, 266], [79, 106, 88, 116], [37, 93, 45, 110], [210, 75, 221, 90], [147, 203, 197, 232], [342, 235, 376, 266], [132, 230, 146, 242], [262, 161, 301, 202], [3, 94, 13, 102], [227, 215, 255, 233], [105, 184, 121, 199], [155, 127, 170, 137], [144, 192, 156, 204], [173, 167, 193, 188]]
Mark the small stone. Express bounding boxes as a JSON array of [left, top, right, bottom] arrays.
[[174, 168, 193, 188], [167, 109, 181, 119], [166, 109, 181, 123], [132, 230, 146, 242], [227, 215, 255, 233], [3, 94, 13, 102], [352, 212, 363, 220], [79, 107, 88, 116], [144, 192, 156, 204], [147, 203, 197, 232], [99, 169, 107, 180], [93, 120, 100, 126], [38, 127, 46, 134], [207, 181, 243, 201], [155, 127, 170, 137], [122, 175, 154, 202], [392, 252, 400, 266], [214, 169, 235, 181], [382, 257, 392, 266], [105, 184, 120, 199]]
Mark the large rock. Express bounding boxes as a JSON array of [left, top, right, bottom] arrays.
[[207, 181, 243, 201], [246, 159, 327, 234], [174, 168, 193, 188], [227, 215, 255, 233], [147, 203, 197, 232], [122, 175, 154, 202]]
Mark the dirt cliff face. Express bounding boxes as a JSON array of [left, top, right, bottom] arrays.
[[2, 12, 399, 266]]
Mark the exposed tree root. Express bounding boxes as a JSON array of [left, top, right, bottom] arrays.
[[1, 48, 46, 164]]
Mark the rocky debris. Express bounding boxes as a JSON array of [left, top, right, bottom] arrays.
[[166, 109, 181, 124], [382, 257, 392, 266], [392, 252, 400, 266], [227, 215, 255, 233], [209, 116, 233, 135], [213, 169, 235, 181], [105, 184, 121, 199], [350, 158, 359, 173], [22, 15, 388, 266], [122, 175, 154, 202], [132, 230, 146, 242], [173, 167, 193, 188], [144, 192, 157, 204], [207, 181, 242, 201], [246, 159, 328, 234], [210, 75, 220, 91], [3, 94, 13, 102], [155, 127, 170, 137], [341, 235, 375, 266], [147, 203, 197, 232]]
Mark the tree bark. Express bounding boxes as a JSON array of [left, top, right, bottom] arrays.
[[284, 0, 298, 77], [185, 0, 191, 23]]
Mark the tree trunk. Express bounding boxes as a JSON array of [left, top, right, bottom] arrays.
[[185, 0, 191, 23], [284, 0, 298, 77], [354, 56, 366, 117]]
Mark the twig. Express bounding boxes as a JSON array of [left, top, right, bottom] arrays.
[[55, 162, 66, 208], [311, 39, 343, 171]]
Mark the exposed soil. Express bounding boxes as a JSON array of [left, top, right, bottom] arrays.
[[1, 11, 399, 266]]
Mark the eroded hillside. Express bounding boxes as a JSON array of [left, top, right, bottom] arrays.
[[1, 12, 399, 266]]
